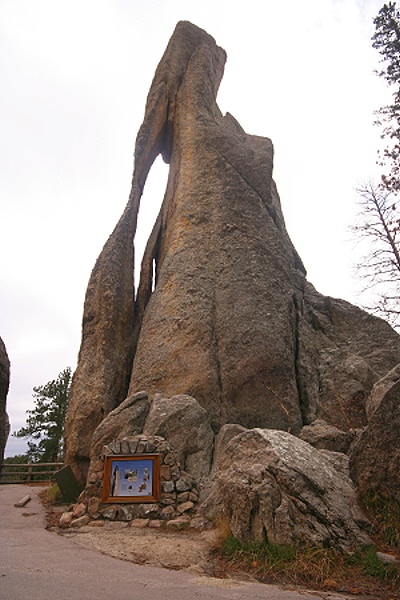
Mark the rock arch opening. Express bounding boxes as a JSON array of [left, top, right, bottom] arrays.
[[134, 155, 169, 292]]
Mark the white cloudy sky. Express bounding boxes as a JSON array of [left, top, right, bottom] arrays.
[[1, 0, 390, 456]]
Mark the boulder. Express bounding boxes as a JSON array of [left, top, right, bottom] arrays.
[[296, 286, 400, 431], [350, 374, 400, 503], [215, 428, 371, 551], [0, 336, 10, 464], [143, 394, 214, 486], [89, 392, 151, 459], [365, 362, 400, 419], [298, 419, 355, 454], [213, 423, 247, 468], [85, 392, 151, 485]]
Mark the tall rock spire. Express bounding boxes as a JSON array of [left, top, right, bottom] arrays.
[[65, 22, 400, 486]]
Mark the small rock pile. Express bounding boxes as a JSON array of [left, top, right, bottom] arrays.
[[59, 435, 205, 529]]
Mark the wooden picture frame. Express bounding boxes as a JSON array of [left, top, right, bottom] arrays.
[[102, 454, 160, 503]]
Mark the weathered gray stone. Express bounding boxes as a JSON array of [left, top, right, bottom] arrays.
[[87, 497, 101, 516], [160, 465, 171, 481], [177, 501, 194, 514], [71, 515, 90, 528], [161, 506, 176, 519], [177, 492, 190, 503], [59, 511, 73, 527], [318, 450, 353, 483], [128, 440, 138, 454], [213, 423, 247, 470], [162, 481, 175, 493], [376, 552, 400, 565], [175, 474, 193, 492], [91, 393, 150, 458], [189, 516, 211, 530], [101, 506, 118, 520], [350, 376, 400, 503], [72, 502, 87, 519], [163, 453, 176, 466], [136, 438, 147, 453], [84, 393, 151, 487], [296, 289, 400, 431], [143, 394, 214, 483], [0, 336, 10, 464], [160, 493, 176, 506], [120, 439, 130, 455], [365, 362, 400, 419], [298, 419, 355, 454], [166, 516, 190, 529], [215, 428, 371, 551], [130, 518, 149, 528]]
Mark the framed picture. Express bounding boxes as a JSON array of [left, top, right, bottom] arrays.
[[102, 454, 160, 503]]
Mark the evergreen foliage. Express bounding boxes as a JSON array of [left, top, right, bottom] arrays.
[[13, 367, 71, 462], [372, 1, 400, 191]]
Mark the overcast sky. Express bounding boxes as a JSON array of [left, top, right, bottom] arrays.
[[1, 0, 390, 456]]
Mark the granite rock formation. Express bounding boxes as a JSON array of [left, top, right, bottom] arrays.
[[0, 336, 10, 464], [211, 428, 372, 551], [65, 20, 400, 489], [350, 366, 400, 503]]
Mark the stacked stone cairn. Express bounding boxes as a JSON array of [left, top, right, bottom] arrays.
[[59, 435, 209, 530]]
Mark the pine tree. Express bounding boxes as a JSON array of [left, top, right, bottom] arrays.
[[372, 1, 400, 191], [14, 367, 71, 462]]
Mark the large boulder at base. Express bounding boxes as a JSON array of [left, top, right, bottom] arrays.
[[143, 394, 214, 487], [84, 392, 214, 494], [64, 20, 400, 487], [213, 423, 248, 469], [215, 428, 371, 551], [86, 391, 151, 484], [350, 371, 400, 503], [0, 336, 10, 464]]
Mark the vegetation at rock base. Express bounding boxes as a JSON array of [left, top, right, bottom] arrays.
[[13, 367, 71, 462], [40, 483, 63, 506], [360, 491, 400, 548], [217, 534, 399, 599]]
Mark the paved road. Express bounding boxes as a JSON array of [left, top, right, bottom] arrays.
[[0, 484, 348, 600]]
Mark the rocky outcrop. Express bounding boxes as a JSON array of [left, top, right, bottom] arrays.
[[350, 367, 400, 503], [143, 394, 214, 487], [0, 336, 10, 464], [299, 419, 356, 454], [364, 362, 400, 419], [87, 391, 151, 478], [212, 428, 371, 551], [65, 20, 400, 488]]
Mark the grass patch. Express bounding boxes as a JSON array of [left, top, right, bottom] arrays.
[[218, 534, 399, 598], [360, 491, 400, 547], [355, 546, 400, 581], [39, 483, 63, 505]]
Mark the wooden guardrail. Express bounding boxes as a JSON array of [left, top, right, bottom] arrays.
[[0, 462, 64, 483]]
